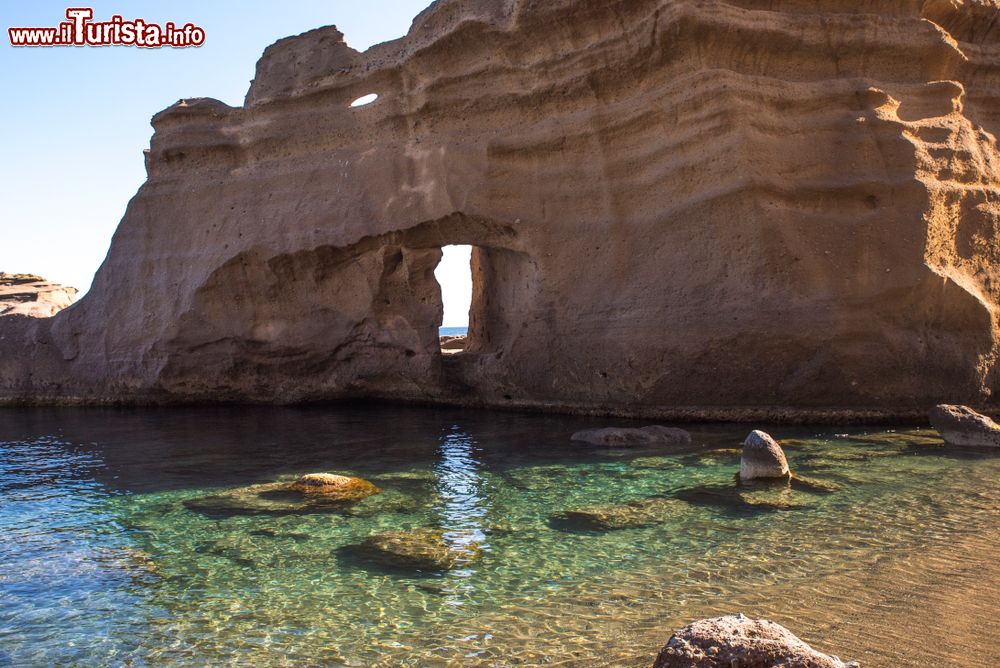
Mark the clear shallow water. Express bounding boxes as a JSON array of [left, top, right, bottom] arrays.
[[1, 406, 998, 667]]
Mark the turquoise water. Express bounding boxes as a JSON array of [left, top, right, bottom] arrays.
[[1, 406, 999, 666]]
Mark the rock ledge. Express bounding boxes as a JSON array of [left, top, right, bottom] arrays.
[[0, 273, 78, 318]]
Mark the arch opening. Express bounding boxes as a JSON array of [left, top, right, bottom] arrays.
[[435, 244, 472, 354], [350, 93, 379, 108]]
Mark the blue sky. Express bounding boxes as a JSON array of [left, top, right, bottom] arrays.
[[0, 1, 473, 326]]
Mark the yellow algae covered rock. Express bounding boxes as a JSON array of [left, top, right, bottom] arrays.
[[184, 473, 379, 517], [288, 473, 380, 501]]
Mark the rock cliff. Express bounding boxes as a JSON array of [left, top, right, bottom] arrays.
[[0, 274, 77, 318], [4, 0, 1000, 419]]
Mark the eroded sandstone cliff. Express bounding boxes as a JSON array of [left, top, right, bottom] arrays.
[[4, 0, 1000, 419]]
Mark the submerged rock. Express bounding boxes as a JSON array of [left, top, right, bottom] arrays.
[[556, 497, 685, 531], [197, 535, 265, 567], [789, 473, 840, 494], [571, 426, 692, 447], [631, 456, 684, 470], [740, 431, 790, 482], [98, 547, 160, 577], [184, 473, 379, 517], [653, 614, 859, 667], [353, 528, 481, 571], [929, 404, 1000, 447], [675, 483, 808, 513], [695, 448, 742, 466], [735, 484, 810, 511], [846, 429, 944, 448]]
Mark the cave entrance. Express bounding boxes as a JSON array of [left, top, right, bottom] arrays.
[[434, 244, 472, 354]]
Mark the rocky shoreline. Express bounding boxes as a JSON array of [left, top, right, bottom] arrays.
[[0, 391, 966, 426]]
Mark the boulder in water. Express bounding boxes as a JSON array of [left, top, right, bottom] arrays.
[[571, 426, 691, 447], [928, 404, 1000, 447], [354, 528, 481, 571], [653, 614, 859, 667], [740, 430, 790, 482], [184, 473, 379, 517], [288, 473, 380, 501]]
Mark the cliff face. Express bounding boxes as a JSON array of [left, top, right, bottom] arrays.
[[4, 0, 1000, 418]]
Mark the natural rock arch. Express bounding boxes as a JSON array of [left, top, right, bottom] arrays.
[[154, 213, 541, 403]]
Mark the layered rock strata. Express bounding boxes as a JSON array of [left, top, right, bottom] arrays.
[[0, 273, 77, 318], [3, 1, 1000, 419]]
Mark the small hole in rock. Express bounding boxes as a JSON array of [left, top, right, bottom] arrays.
[[350, 93, 379, 108]]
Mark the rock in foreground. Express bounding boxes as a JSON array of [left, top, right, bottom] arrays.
[[653, 614, 859, 668], [740, 431, 790, 482], [0, 273, 78, 318], [571, 426, 691, 447], [928, 404, 1000, 447]]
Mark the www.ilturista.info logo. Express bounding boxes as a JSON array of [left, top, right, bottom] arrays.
[[8, 8, 205, 48]]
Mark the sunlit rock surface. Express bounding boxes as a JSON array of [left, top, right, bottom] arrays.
[[4, 0, 1000, 419], [0, 273, 77, 318], [653, 614, 859, 668], [929, 403, 1000, 446], [183, 473, 379, 517], [740, 430, 791, 482]]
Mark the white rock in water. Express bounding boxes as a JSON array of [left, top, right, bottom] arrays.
[[653, 615, 859, 668], [740, 430, 790, 481], [929, 404, 1000, 447]]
